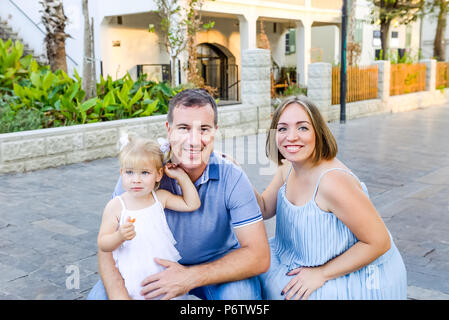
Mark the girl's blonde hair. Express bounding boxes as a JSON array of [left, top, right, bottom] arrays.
[[119, 133, 166, 189], [266, 95, 338, 166]]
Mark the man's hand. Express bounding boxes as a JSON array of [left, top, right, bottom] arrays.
[[140, 258, 196, 300]]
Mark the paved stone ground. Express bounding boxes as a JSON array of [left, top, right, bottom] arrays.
[[0, 104, 448, 300]]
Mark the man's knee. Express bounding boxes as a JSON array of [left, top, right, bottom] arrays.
[[86, 279, 108, 300]]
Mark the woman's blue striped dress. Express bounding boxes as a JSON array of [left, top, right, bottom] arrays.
[[258, 168, 407, 300]]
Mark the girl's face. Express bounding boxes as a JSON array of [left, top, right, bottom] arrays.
[[120, 161, 163, 199], [276, 102, 316, 165]]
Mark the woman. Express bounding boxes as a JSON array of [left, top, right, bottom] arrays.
[[256, 96, 407, 300]]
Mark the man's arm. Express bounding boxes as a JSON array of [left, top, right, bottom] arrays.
[[97, 250, 131, 299], [140, 220, 270, 300]]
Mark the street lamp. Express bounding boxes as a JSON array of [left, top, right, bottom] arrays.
[[340, 0, 348, 123]]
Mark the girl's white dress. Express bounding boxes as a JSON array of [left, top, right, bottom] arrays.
[[112, 190, 186, 300]]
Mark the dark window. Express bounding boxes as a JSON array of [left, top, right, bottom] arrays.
[[285, 29, 296, 54]]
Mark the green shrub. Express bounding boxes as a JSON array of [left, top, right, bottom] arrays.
[[282, 84, 307, 97], [0, 95, 44, 133]]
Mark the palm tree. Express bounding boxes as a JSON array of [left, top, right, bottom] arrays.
[[40, 0, 69, 72]]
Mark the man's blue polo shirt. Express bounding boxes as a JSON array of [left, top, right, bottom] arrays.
[[112, 152, 263, 265]]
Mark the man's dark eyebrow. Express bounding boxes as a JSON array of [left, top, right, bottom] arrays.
[[175, 123, 213, 128]]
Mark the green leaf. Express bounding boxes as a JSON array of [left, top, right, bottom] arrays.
[[42, 72, 56, 91], [131, 109, 144, 117], [30, 72, 42, 88], [129, 87, 143, 107], [13, 83, 25, 99], [118, 84, 130, 109], [141, 99, 159, 116], [80, 97, 98, 112]]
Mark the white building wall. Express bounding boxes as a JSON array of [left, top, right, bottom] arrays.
[[100, 13, 169, 80]]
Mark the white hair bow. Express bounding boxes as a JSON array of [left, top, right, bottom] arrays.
[[119, 133, 129, 152], [157, 137, 170, 154]]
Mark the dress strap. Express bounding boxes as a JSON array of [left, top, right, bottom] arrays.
[[285, 164, 293, 183], [312, 168, 361, 199], [116, 195, 126, 210], [151, 190, 159, 203]]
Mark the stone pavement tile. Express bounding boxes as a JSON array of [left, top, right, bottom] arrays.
[[1, 203, 47, 226], [0, 290, 23, 300], [2, 275, 83, 300], [75, 253, 99, 275], [407, 286, 449, 300], [416, 166, 449, 185], [50, 233, 98, 254], [0, 262, 28, 284], [0, 252, 41, 274], [27, 238, 97, 266], [408, 184, 449, 205], [379, 197, 444, 224], [32, 218, 89, 237], [406, 265, 449, 294], [29, 258, 97, 291], [371, 182, 430, 213], [395, 239, 437, 260]]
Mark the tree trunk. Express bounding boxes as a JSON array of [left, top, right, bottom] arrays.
[[434, 1, 448, 61], [46, 33, 68, 72], [171, 56, 177, 87], [82, 0, 95, 99], [380, 20, 391, 60], [41, 0, 69, 73]]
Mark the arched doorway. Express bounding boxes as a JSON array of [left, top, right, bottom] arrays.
[[197, 43, 239, 101]]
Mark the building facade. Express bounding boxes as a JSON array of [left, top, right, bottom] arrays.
[[0, 0, 425, 102]]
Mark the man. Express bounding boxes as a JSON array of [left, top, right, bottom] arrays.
[[87, 89, 270, 300]]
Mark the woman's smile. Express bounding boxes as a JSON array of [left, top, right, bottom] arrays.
[[283, 145, 304, 153]]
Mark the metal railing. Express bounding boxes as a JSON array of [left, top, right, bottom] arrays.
[[136, 64, 171, 83]]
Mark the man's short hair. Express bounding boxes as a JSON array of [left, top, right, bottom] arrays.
[[168, 89, 218, 126]]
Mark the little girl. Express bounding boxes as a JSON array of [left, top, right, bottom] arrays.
[[97, 133, 201, 300]]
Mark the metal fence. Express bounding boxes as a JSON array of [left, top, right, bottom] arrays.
[[136, 64, 171, 83]]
